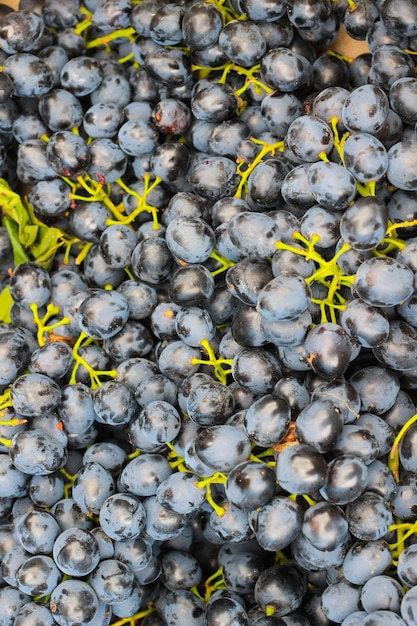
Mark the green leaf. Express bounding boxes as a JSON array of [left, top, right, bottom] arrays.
[[31, 225, 63, 268], [0, 285, 12, 324], [3, 215, 30, 266]]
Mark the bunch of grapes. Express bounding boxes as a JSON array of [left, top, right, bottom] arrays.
[[0, 0, 417, 624]]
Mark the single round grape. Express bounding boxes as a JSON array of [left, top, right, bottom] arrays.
[[10, 428, 67, 476], [52, 527, 100, 576], [401, 586, 417, 626], [77, 288, 130, 340], [72, 462, 115, 515], [210, 500, 253, 543], [225, 460, 277, 511], [343, 539, 393, 585], [354, 256, 414, 307], [15, 554, 62, 597], [195, 424, 251, 472], [320, 454, 369, 505], [346, 490, 393, 541], [14, 508, 60, 555], [387, 138, 417, 191], [342, 83, 389, 134], [302, 501, 349, 552], [252, 496, 303, 551], [181, 1, 223, 50], [340, 297, 390, 348], [99, 493, 146, 541], [156, 471, 206, 515], [9, 262, 51, 308], [163, 589, 206, 626], [361, 575, 404, 613], [49, 579, 99, 625], [260, 47, 311, 92], [343, 132, 388, 183], [14, 602, 55, 626], [307, 160, 357, 210], [254, 563, 307, 618], [143, 494, 189, 541], [398, 544, 417, 587]]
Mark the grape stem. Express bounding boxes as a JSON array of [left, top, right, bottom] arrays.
[[388, 411, 417, 481]]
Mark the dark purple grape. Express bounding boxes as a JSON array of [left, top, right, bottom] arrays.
[[60, 55, 103, 97], [260, 47, 312, 92], [191, 81, 237, 123], [10, 427, 67, 476], [307, 160, 357, 210], [387, 138, 417, 191], [371, 45, 415, 92], [343, 539, 393, 585], [342, 84, 389, 134], [218, 19, 266, 67], [354, 256, 414, 307], [320, 454, 369, 505], [46, 130, 90, 178], [251, 495, 302, 552], [225, 460, 277, 511], [254, 563, 307, 618], [3, 52, 53, 97], [305, 322, 352, 379], [144, 47, 191, 87], [321, 578, 362, 623]]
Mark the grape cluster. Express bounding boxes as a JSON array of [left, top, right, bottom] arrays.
[[0, 0, 417, 624]]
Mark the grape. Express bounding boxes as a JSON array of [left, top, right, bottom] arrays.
[[93, 380, 137, 427], [361, 575, 404, 613], [244, 394, 290, 448], [181, 1, 223, 51], [220, 548, 266, 595], [275, 442, 327, 495], [52, 528, 100, 576], [10, 428, 67, 476], [254, 563, 307, 618], [16, 554, 62, 596], [164, 589, 206, 626], [260, 47, 311, 93], [77, 288, 130, 340], [0, 586, 30, 626], [371, 45, 415, 91], [285, 115, 333, 162], [9, 262, 51, 308], [225, 460, 277, 511], [14, 602, 55, 626], [387, 138, 417, 191], [99, 493, 146, 541], [342, 84, 389, 134], [307, 160, 357, 210], [72, 462, 115, 515], [0, 329, 31, 386], [251, 496, 303, 551], [354, 256, 414, 307], [46, 130, 90, 178], [49, 579, 99, 625], [361, 610, 407, 625], [156, 471, 206, 515], [191, 82, 237, 124], [401, 586, 417, 626], [210, 500, 253, 543], [346, 490, 393, 541], [14, 508, 60, 555], [206, 597, 248, 626], [320, 454, 369, 505]]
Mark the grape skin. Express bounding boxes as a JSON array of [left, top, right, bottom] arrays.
[[1, 2, 417, 625]]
